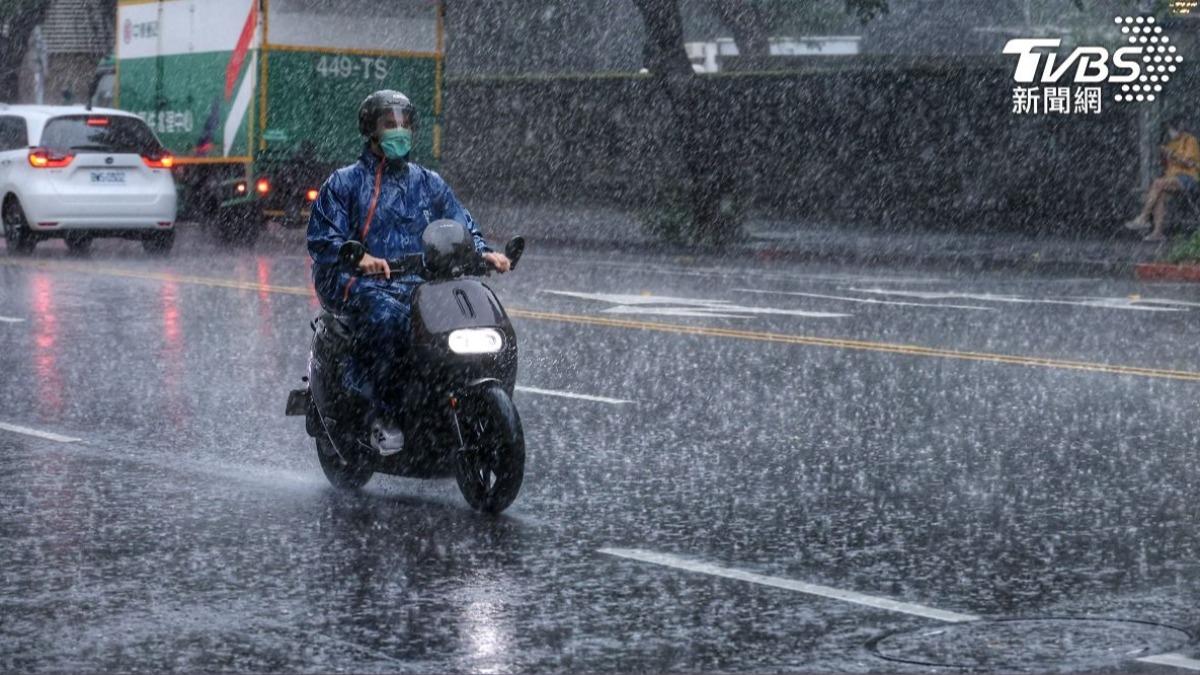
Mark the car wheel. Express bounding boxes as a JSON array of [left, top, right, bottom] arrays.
[[65, 234, 93, 256], [143, 230, 175, 255], [2, 198, 36, 256]]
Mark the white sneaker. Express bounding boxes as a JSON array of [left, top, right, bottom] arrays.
[[370, 420, 405, 456], [1124, 218, 1151, 231]]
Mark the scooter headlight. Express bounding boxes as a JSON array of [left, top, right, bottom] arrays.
[[448, 328, 504, 355]]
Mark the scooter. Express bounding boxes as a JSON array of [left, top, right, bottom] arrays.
[[286, 219, 527, 513]]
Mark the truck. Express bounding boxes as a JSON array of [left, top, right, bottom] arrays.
[[109, 0, 444, 245]]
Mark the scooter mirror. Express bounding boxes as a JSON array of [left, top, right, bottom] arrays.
[[339, 240, 366, 269], [504, 236, 525, 270]]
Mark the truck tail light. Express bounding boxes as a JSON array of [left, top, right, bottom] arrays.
[[28, 148, 74, 169], [235, 182, 247, 194], [256, 177, 270, 195], [142, 152, 174, 169]]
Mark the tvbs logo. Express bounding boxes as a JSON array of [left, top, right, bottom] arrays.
[[1003, 39, 1142, 84], [1003, 16, 1183, 114]]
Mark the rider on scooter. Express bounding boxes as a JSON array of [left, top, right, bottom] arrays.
[[306, 90, 511, 448]]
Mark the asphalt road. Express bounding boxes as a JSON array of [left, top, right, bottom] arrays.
[[1, 225, 1198, 673]]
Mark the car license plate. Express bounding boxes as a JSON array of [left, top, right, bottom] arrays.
[[90, 171, 125, 184]]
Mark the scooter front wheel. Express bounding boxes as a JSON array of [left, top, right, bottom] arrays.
[[315, 434, 373, 490], [455, 385, 525, 513]]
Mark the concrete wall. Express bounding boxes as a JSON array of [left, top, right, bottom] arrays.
[[441, 65, 1143, 234]]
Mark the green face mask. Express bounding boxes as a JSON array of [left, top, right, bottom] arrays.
[[378, 127, 413, 161]]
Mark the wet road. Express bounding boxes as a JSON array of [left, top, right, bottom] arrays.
[[1, 226, 1199, 672]]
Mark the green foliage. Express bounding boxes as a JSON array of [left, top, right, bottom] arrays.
[[844, 0, 890, 23], [639, 183, 694, 244], [0, 0, 48, 21], [1166, 230, 1200, 263]]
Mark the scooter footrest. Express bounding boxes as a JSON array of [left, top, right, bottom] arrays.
[[285, 388, 311, 416]]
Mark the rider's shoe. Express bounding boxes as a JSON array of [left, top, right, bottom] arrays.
[[370, 419, 405, 456]]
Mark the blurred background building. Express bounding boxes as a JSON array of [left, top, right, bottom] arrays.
[[5, 0, 112, 104]]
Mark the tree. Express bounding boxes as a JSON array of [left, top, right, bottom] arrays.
[[632, 0, 890, 244], [0, 0, 50, 101]]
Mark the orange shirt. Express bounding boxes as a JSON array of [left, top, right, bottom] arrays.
[[1165, 132, 1200, 180]]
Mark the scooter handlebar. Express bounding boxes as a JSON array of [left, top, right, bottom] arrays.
[[338, 238, 524, 278]]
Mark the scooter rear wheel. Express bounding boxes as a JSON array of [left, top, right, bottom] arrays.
[[316, 434, 373, 490], [455, 385, 525, 513]]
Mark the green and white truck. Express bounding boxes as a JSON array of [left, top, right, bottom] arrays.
[[109, 0, 443, 244]]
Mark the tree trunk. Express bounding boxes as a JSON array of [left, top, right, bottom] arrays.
[[0, 1, 50, 102], [632, 0, 738, 246], [708, 0, 771, 57]]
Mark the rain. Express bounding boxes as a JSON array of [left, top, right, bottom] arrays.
[[1, 0, 1199, 672]]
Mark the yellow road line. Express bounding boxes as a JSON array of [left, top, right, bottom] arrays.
[[2, 258, 311, 297], [510, 309, 1200, 382], [5, 257, 1198, 382]]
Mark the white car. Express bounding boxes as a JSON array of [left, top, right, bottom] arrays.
[[0, 105, 177, 255]]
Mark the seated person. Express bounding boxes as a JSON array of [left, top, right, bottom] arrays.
[[1125, 116, 1200, 242]]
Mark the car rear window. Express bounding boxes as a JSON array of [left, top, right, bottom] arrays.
[[39, 115, 162, 154]]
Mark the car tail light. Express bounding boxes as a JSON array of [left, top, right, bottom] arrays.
[[255, 178, 270, 195], [86, 117, 109, 126], [142, 152, 174, 169], [28, 148, 74, 168], [157, 222, 172, 228], [305, 188, 318, 202]]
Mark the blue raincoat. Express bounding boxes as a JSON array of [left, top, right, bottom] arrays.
[[307, 146, 491, 404]]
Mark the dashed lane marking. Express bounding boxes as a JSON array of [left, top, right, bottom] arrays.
[[0, 315, 25, 323], [1138, 653, 1200, 671], [0, 422, 81, 443], [599, 547, 980, 623], [601, 548, 1200, 672], [542, 290, 851, 319], [849, 288, 1187, 313], [5, 258, 1200, 382], [515, 386, 633, 405], [734, 288, 995, 311]]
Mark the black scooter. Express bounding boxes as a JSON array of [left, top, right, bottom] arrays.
[[286, 220, 527, 513]]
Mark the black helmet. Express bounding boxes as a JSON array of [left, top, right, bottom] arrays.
[[422, 219, 475, 277], [357, 89, 418, 138]]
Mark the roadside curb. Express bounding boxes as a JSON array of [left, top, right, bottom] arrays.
[[1135, 262, 1200, 282], [484, 231, 1143, 277], [747, 246, 1139, 278]]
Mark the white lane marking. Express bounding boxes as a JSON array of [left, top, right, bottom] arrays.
[[542, 290, 850, 319], [601, 306, 748, 319], [734, 288, 996, 311], [1069, 296, 1200, 309], [603, 548, 1200, 672], [544, 290, 752, 307], [602, 304, 850, 319], [522, 253, 948, 285], [0, 316, 25, 323], [0, 422, 81, 443], [850, 288, 1185, 313], [599, 548, 980, 623], [1138, 654, 1200, 671], [515, 386, 633, 405]]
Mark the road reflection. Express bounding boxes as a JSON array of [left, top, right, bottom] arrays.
[[30, 273, 63, 417], [307, 489, 527, 668], [159, 279, 187, 427]]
